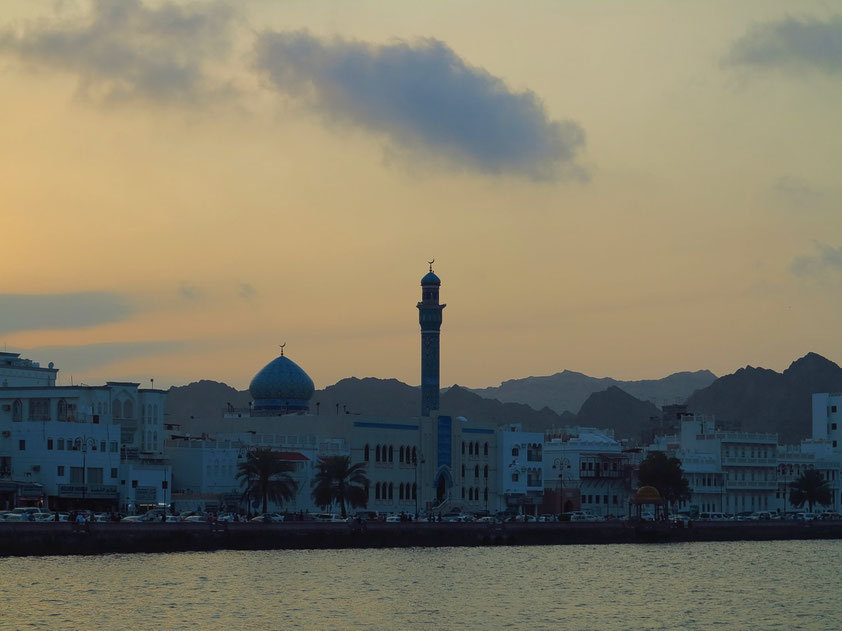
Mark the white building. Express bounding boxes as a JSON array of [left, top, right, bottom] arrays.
[[0, 352, 170, 512], [498, 424, 543, 516]]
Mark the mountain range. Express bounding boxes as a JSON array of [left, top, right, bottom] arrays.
[[164, 353, 842, 445]]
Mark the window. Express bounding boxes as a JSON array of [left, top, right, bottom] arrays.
[[469, 442, 473, 456], [87, 468, 104, 484], [375, 445, 381, 462], [57, 466, 65, 476], [399, 446, 404, 463], [833, 406, 838, 414], [399, 483, 404, 500], [461, 487, 465, 499], [483, 488, 488, 501], [162, 480, 168, 489], [511, 447, 519, 457], [375, 483, 381, 500], [110, 441, 118, 453], [57, 399, 68, 420], [832, 423, 838, 431], [58, 439, 65, 450], [111, 468, 118, 478], [388, 446, 394, 462], [123, 400, 134, 418], [113, 400, 122, 419], [100, 441, 106, 453], [595, 495, 600, 504], [834, 441, 838, 448], [461, 464, 465, 477], [47, 439, 54, 450], [484, 442, 489, 456], [70, 467, 84, 484], [411, 447, 417, 464], [604, 495, 608, 505], [484, 465, 488, 479], [364, 444, 370, 461], [468, 488, 473, 500], [388, 483, 394, 500], [18, 440, 25, 451], [28, 398, 50, 421], [512, 473, 519, 482], [12, 399, 22, 422]]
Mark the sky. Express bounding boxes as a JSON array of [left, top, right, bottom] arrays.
[[1, 0, 841, 391]]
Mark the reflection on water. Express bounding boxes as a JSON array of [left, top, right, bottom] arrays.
[[1, 541, 840, 630]]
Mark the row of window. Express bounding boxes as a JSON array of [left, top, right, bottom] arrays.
[[582, 495, 619, 505], [461, 464, 489, 479], [55, 466, 116, 483], [463, 441, 490, 457], [9, 398, 159, 422], [364, 444, 418, 464], [373, 482, 417, 501], [461, 487, 488, 501], [20, 439, 119, 453]]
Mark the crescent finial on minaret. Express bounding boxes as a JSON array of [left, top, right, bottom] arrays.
[[279, 343, 286, 357], [428, 258, 435, 272]]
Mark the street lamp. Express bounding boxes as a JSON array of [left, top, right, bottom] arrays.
[[74, 436, 97, 505], [553, 458, 570, 513]]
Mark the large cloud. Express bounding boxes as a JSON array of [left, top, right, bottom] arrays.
[[726, 15, 842, 75], [253, 31, 586, 179], [790, 242, 842, 278], [0, 292, 135, 335], [0, 0, 236, 104]]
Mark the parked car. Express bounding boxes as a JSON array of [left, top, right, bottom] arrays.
[[794, 512, 819, 521]]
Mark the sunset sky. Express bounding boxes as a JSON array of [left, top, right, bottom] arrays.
[[1, 1, 840, 391]]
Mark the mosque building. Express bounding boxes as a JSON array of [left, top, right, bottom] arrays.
[[166, 265, 502, 516]]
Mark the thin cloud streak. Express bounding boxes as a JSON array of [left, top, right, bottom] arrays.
[[20, 340, 198, 375], [726, 14, 842, 75], [253, 31, 586, 180], [0, 292, 135, 335], [0, 0, 237, 105]]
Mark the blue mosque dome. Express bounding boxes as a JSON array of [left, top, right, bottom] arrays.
[[249, 353, 315, 413], [421, 271, 441, 286]]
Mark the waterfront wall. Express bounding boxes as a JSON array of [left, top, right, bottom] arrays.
[[3, 520, 842, 557]]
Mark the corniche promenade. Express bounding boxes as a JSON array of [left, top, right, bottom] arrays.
[[2, 520, 841, 557]]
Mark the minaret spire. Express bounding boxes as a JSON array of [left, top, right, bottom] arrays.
[[417, 263, 445, 416]]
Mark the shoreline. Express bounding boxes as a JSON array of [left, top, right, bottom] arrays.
[[1, 520, 840, 557]]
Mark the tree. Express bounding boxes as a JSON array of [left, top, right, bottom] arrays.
[[311, 455, 369, 519], [637, 451, 691, 512], [236, 448, 299, 515], [789, 468, 832, 513]]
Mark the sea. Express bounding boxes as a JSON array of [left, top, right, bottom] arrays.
[[1, 540, 840, 630]]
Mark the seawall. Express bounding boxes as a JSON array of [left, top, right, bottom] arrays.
[[2, 520, 841, 557]]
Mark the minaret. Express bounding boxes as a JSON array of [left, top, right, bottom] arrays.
[[418, 261, 445, 416]]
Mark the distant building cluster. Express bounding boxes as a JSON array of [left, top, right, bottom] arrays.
[[2, 268, 842, 518]]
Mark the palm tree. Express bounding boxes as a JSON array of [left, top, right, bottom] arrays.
[[311, 455, 369, 519], [789, 468, 832, 513], [236, 448, 299, 515]]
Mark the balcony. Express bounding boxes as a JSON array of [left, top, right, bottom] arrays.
[[722, 457, 777, 466], [726, 480, 777, 490]]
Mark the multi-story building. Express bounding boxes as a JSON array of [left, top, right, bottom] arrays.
[[0, 351, 170, 512], [543, 427, 633, 517]]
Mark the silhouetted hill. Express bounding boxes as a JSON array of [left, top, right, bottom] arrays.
[[686, 352, 842, 444], [576, 386, 662, 439], [469, 369, 716, 414], [440, 385, 575, 432], [166, 380, 250, 425], [313, 377, 419, 417]]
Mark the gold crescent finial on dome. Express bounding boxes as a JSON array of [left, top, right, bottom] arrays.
[[279, 343, 286, 357], [428, 258, 435, 272]]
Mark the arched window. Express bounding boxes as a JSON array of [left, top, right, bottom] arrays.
[[57, 399, 68, 420], [123, 400, 134, 419], [484, 465, 488, 479], [12, 399, 22, 422], [112, 400, 122, 419], [412, 483, 417, 500], [469, 442, 473, 456], [461, 441, 465, 454], [484, 442, 489, 456], [484, 487, 488, 501], [375, 482, 381, 500], [388, 483, 394, 500], [461, 464, 465, 477], [399, 483, 404, 500], [468, 488, 474, 500], [153, 431, 158, 449], [388, 446, 394, 462], [475, 465, 479, 477], [399, 446, 404, 463], [461, 487, 465, 499], [364, 444, 370, 461], [475, 442, 480, 455], [511, 447, 519, 457], [412, 447, 417, 464], [375, 445, 381, 462]]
